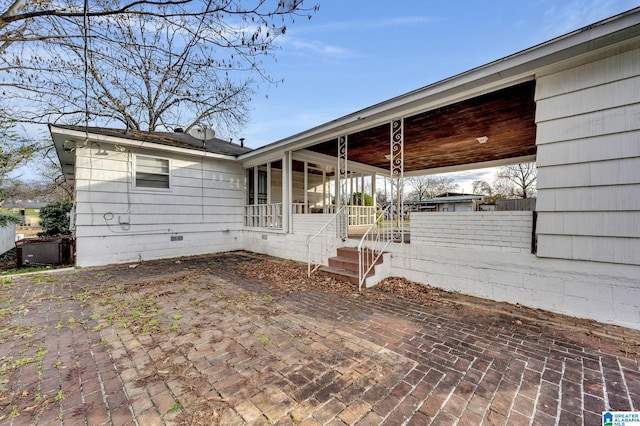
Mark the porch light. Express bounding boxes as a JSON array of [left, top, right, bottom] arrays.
[[95, 144, 108, 156], [476, 136, 488, 144]]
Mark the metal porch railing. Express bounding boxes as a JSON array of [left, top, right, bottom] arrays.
[[357, 205, 394, 290], [306, 206, 347, 277]]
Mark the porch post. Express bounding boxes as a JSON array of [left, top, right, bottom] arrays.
[[391, 118, 404, 241], [303, 161, 308, 214], [372, 173, 377, 210], [283, 151, 292, 232], [337, 135, 348, 238], [266, 162, 272, 204], [253, 165, 259, 227], [322, 167, 327, 212]]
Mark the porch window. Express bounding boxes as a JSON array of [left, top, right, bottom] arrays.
[[134, 155, 171, 189], [245, 163, 282, 228]]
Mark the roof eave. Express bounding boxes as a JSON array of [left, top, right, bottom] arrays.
[[50, 125, 240, 160]]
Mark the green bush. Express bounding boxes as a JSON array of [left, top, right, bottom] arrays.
[[0, 213, 20, 228], [349, 192, 373, 206], [38, 201, 73, 236]]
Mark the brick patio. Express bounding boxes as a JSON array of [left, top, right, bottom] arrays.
[[0, 252, 638, 425]]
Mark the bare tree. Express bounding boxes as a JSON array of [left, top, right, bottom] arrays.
[[405, 175, 459, 201], [471, 179, 493, 196], [495, 163, 537, 199], [1, 0, 319, 131], [0, 120, 46, 197]]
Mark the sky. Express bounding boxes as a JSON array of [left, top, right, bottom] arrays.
[[234, 0, 638, 191]]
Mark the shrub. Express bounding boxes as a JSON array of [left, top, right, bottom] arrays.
[[38, 201, 73, 236], [0, 213, 20, 228]]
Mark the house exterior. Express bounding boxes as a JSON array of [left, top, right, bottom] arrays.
[[0, 202, 48, 226], [413, 193, 485, 212], [51, 8, 640, 330], [51, 126, 251, 266]]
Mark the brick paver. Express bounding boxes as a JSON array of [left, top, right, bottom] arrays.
[[0, 252, 638, 425]]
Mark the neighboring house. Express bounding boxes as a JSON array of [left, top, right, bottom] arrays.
[[0, 202, 48, 226], [51, 8, 640, 330], [422, 192, 484, 212]]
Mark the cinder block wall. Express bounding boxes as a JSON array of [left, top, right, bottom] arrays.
[[411, 212, 533, 253]]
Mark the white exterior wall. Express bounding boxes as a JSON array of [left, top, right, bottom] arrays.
[[74, 146, 245, 267], [391, 223, 640, 329], [535, 48, 640, 265], [0, 223, 15, 254], [242, 214, 336, 263]]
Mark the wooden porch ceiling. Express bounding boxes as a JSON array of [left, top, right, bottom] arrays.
[[308, 81, 537, 173]]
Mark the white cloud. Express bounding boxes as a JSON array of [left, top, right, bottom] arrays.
[[278, 15, 435, 59], [541, 0, 635, 39], [286, 39, 357, 58]]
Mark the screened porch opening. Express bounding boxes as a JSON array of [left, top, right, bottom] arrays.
[[243, 158, 378, 230]]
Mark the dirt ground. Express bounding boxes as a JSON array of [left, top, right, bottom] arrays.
[[0, 251, 638, 425]]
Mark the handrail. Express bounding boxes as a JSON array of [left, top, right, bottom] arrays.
[[357, 204, 393, 291], [306, 206, 347, 277]]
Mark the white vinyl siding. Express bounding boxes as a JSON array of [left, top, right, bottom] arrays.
[[73, 148, 245, 266], [535, 48, 640, 265], [134, 155, 171, 189]]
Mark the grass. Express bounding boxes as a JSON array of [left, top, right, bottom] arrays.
[[0, 266, 53, 276], [9, 406, 19, 419], [254, 333, 271, 344]]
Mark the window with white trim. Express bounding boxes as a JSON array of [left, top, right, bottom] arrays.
[[134, 155, 171, 189]]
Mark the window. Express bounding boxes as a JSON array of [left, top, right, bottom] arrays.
[[135, 155, 170, 189]]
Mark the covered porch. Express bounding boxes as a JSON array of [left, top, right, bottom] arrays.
[[242, 80, 537, 234]]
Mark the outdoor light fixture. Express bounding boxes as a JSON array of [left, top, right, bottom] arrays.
[[94, 144, 108, 156], [62, 139, 87, 152], [476, 136, 488, 144]]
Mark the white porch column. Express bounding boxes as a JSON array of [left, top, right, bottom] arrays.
[[372, 173, 377, 207], [303, 161, 308, 214], [282, 151, 292, 232], [266, 162, 272, 204], [322, 167, 327, 212]]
